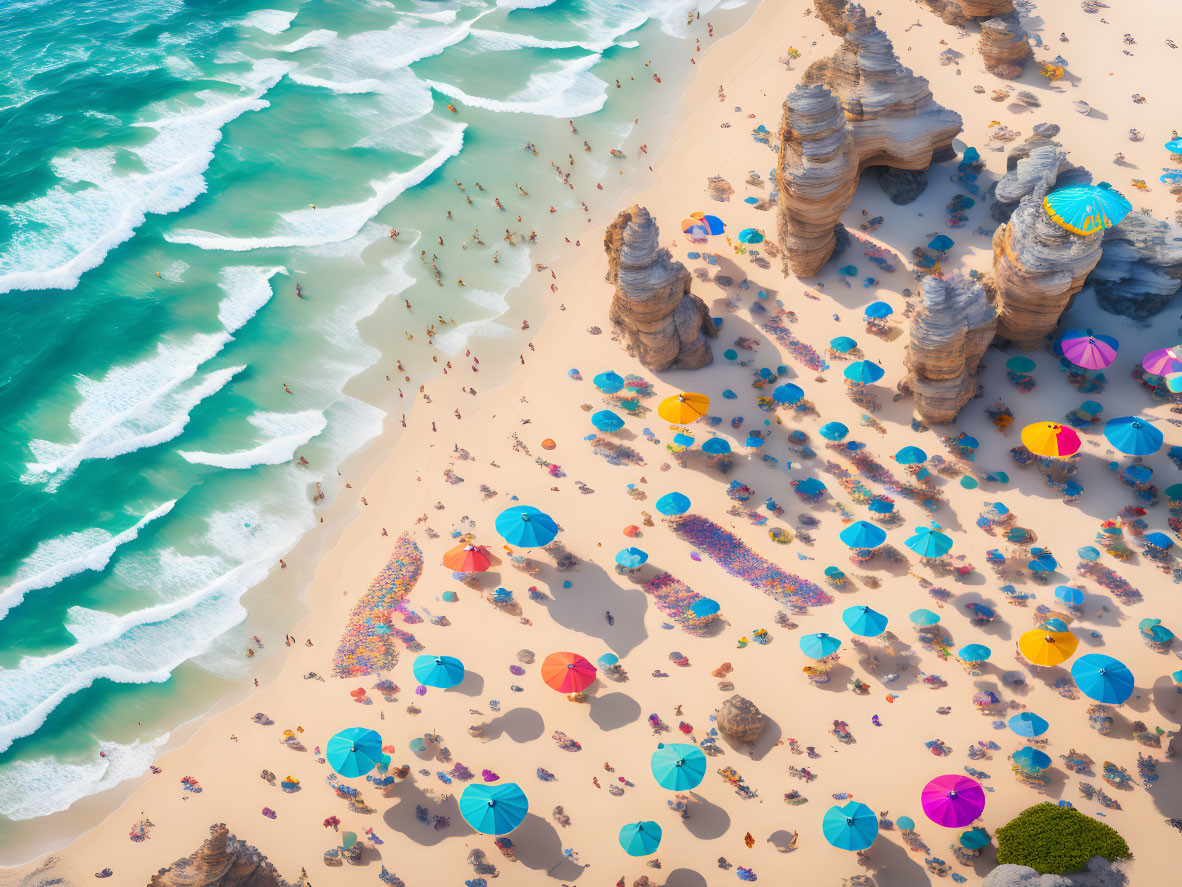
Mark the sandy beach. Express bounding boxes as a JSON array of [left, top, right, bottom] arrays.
[[4, 1, 1181, 885]]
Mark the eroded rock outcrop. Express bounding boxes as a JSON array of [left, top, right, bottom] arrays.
[[777, 4, 962, 275], [901, 275, 997, 423], [921, 0, 1015, 25], [979, 15, 1032, 79], [717, 694, 766, 741], [605, 205, 715, 370], [1091, 212, 1182, 319], [149, 824, 291, 887], [992, 145, 1091, 223]]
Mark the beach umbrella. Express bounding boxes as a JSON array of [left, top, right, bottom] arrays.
[[1061, 332, 1118, 370], [830, 336, 858, 353], [327, 727, 383, 778], [927, 235, 954, 253], [442, 544, 491, 573], [1043, 182, 1132, 235], [1140, 618, 1175, 644], [1072, 654, 1135, 703], [1005, 355, 1037, 374], [460, 782, 529, 835], [1143, 532, 1174, 550], [412, 654, 466, 689], [619, 821, 662, 856], [597, 653, 619, 669], [1122, 464, 1153, 484], [1172, 669, 1182, 689], [773, 383, 804, 404], [799, 632, 842, 659], [1018, 629, 1078, 666], [1167, 138, 1182, 153], [958, 644, 992, 663], [1103, 416, 1163, 456], [1020, 422, 1080, 458], [592, 410, 625, 433], [1012, 746, 1052, 771], [960, 827, 991, 850], [690, 212, 725, 235], [822, 801, 879, 851], [842, 605, 888, 637], [1167, 372, 1182, 394], [541, 652, 596, 693], [1028, 548, 1058, 573], [702, 437, 731, 455], [1054, 585, 1084, 607], [895, 446, 928, 465], [896, 815, 916, 832], [671, 432, 695, 449], [495, 505, 558, 548], [690, 597, 720, 618], [839, 521, 886, 549], [737, 228, 764, 244], [910, 608, 940, 627], [1077, 545, 1101, 561], [655, 492, 691, 516], [906, 523, 953, 558], [795, 478, 826, 496], [1141, 347, 1182, 376], [593, 371, 625, 393], [844, 360, 885, 385], [839, 265, 858, 277], [1040, 618, 1069, 633], [650, 742, 707, 791], [1008, 712, 1050, 738], [658, 392, 710, 424], [864, 301, 893, 318], [869, 499, 895, 514], [615, 547, 648, 568], [745, 433, 764, 449], [819, 422, 849, 441], [921, 775, 985, 827]]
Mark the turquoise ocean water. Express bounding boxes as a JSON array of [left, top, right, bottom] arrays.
[[0, 0, 751, 847]]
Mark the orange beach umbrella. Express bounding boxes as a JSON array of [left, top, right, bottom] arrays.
[[541, 652, 597, 693], [658, 392, 710, 424], [1018, 629, 1079, 666], [442, 544, 491, 573]]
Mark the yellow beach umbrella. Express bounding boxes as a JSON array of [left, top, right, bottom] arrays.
[[1020, 422, 1081, 458], [658, 392, 710, 424], [1018, 629, 1079, 666]]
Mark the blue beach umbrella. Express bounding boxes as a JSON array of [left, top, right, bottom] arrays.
[[844, 360, 885, 385], [656, 492, 691, 515], [702, 437, 731, 455], [1140, 619, 1173, 643], [1071, 654, 1135, 704], [910, 608, 940, 627], [1166, 138, 1182, 153], [327, 727, 383, 778], [1143, 532, 1174, 550], [592, 410, 625, 433], [1054, 585, 1085, 607], [737, 228, 764, 244], [958, 644, 992, 663], [819, 422, 849, 441], [1077, 545, 1101, 562], [927, 235, 954, 253], [869, 499, 895, 514], [597, 653, 619, 669], [412, 654, 466, 689], [864, 301, 893, 319], [1041, 618, 1069, 633], [800, 632, 842, 659], [651, 742, 707, 791], [1103, 416, 1163, 456], [895, 446, 928, 465], [773, 383, 804, 404], [1044, 182, 1132, 236], [906, 524, 953, 558], [690, 597, 720, 618], [839, 521, 886, 549], [593, 371, 625, 393], [671, 433, 695, 449], [615, 547, 648, 568], [830, 336, 858, 353], [1008, 712, 1050, 738], [823, 801, 879, 851], [619, 821, 663, 856], [696, 214, 725, 235], [1028, 549, 1057, 573], [495, 505, 559, 548], [1012, 747, 1051, 771], [745, 434, 764, 449], [460, 782, 529, 835], [795, 478, 826, 495], [842, 605, 888, 637]]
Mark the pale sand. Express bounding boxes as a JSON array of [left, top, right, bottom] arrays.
[[5, 1, 1182, 885]]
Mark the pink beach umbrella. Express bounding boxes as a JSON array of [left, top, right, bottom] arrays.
[[1061, 333, 1117, 370], [920, 774, 985, 827], [1142, 347, 1182, 376]]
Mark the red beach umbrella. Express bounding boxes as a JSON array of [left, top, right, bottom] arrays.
[[541, 652, 597, 693]]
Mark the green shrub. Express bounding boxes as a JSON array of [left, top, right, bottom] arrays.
[[995, 803, 1131, 875]]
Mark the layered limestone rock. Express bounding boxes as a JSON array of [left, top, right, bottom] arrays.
[[605, 205, 715, 370], [150, 824, 290, 887], [777, 4, 962, 275], [1091, 212, 1182, 319], [901, 275, 997, 423], [991, 145, 1090, 223], [775, 84, 860, 277], [921, 0, 1015, 26], [979, 15, 1031, 79]]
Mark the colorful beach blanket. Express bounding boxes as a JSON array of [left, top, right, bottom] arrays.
[[759, 313, 827, 372]]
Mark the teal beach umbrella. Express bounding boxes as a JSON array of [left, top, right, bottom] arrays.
[[819, 422, 849, 441], [895, 446, 927, 465], [823, 801, 879, 851], [592, 410, 625, 432], [773, 383, 804, 404], [960, 827, 991, 850], [737, 228, 764, 244], [496, 505, 558, 547], [619, 821, 663, 856], [1054, 585, 1084, 606], [656, 492, 691, 515], [830, 336, 858, 353], [864, 301, 893, 318], [651, 742, 707, 791], [1005, 355, 1036, 374], [927, 235, 954, 253], [842, 605, 888, 637], [844, 360, 885, 384], [799, 631, 842, 659], [460, 782, 529, 835], [1071, 654, 1134, 703], [910, 608, 940, 627], [615, 547, 648, 568], [958, 644, 991, 663], [327, 727, 383, 778], [1012, 746, 1051, 771], [896, 815, 915, 832], [1043, 182, 1132, 236], [906, 524, 953, 558], [839, 521, 886, 549], [412, 654, 466, 688], [593, 371, 625, 393], [690, 597, 720, 617], [1008, 712, 1049, 738]]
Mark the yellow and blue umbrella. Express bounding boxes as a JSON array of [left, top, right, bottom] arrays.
[[460, 782, 529, 835], [593, 371, 625, 393], [842, 605, 888, 637], [1008, 712, 1049, 738], [658, 392, 710, 424], [844, 360, 885, 385], [655, 492, 691, 515], [1043, 182, 1132, 236], [823, 801, 879, 851], [327, 727, 383, 778], [1103, 416, 1163, 456], [412, 654, 466, 688], [495, 505, 558, 547], [799, 631, 842, 659], [1071, 654, 1134, 703], [651, 742, 706, 791], [839, 520, 886, 549], [592, 410, 625, 433], [615, 547, 648, 568], [906, 523, 953, 558], [958, 643, 991, 663], [819, 421, 849, 441], [773, 383, 804, 404], [619, 821, 662, 856]]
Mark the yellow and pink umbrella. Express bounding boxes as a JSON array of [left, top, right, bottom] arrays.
[[1020, 422, 1080, 458]]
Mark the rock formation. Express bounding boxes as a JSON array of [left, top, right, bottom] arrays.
[[979, 15, 1032, 79], [150, 824, 291, 887], [921, 0, 1015, 25], [991, 145, 1091, 223], [1090, 212, 1182, 319], [776, 4, 962, 275], [604, 205, 715, 370], [901, 275, 997, 423], [981, 857, 1128, 887], [716, 694, 766, 741]]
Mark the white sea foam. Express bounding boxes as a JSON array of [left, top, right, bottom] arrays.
[[496, 0, 557, 9], [160, 259, 189, 282], [238, 9, 298, 35], [0, 501, 177, 620], [0, 734, 171, 821], [178, 409, 328, 469], [278, 28, 337, 52], [423, 53, 607, 117]]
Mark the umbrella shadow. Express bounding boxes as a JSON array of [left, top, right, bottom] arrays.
[[381, 780, 473, 847], [1149, 676, 1182, 727], [767, 829, 798, 852], [535, 561, 648, 657], [474, 707, 545, 743], [682, 792, 731, 840], [450, 670, 485, 697], [587, 691, 642, 731], [664, 869, 708, 887], [511, 813, 585, 880], [867, 836, 936, 887]]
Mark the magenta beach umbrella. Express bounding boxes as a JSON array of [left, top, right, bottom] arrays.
[[920, 774, 985, 827], [1142, 347, 1182, 376], [1061, 332, 1117, 370]]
